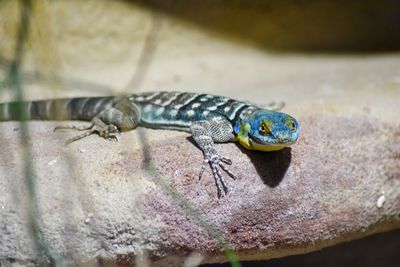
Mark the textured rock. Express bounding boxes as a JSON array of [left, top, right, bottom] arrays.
[[0, 112, 399, 266]]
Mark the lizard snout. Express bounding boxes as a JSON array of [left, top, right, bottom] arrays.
[[275, 133, 291, 143]]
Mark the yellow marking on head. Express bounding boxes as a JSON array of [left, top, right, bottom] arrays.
[[236, 133, 251, 149], [235, 122, 286, 151], [234, 122, 251, 149], [249, 142, 285, 151]]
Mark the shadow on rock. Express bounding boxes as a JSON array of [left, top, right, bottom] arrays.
[[187, 136, 291, 187], [237, 145, 291, 187]]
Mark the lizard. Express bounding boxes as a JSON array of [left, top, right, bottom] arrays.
[[0, 91, 299, 197]]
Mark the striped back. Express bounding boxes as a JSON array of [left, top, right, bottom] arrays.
[[129, 92, 258, 129]]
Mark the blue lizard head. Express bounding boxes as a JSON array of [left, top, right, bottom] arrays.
[[234, 110, 299, 151]]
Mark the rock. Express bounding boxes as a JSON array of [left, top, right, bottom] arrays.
[[0, 112, 399, 266]]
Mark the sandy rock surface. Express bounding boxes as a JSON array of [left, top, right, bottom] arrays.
[[0, 113, 399, 266]]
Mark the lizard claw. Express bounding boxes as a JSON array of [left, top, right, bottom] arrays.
[[198, 159, 208, 180], [220, 157, 232, 165], [198, 154, 236, 197], [264, 101, 285, 111], [106, 134, 119, 142], [56, 119, 120, 145], [54, 123, 93, 132]]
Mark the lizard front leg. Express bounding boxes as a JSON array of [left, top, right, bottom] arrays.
[[54, 98, 141, 145], [190, 119, 236, 197]]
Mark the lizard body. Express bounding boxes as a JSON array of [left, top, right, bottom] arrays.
[[0, 92, 299, 196]]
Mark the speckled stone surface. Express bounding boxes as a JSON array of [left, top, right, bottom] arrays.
[[0, 113, 399, 266]]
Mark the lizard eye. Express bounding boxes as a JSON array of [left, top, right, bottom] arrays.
[[289, 120, 296, 132], [260, 120, 272, 135]]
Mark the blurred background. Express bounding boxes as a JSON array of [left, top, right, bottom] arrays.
[[137, 0, 400, 52], [1, 0, 399, 109]]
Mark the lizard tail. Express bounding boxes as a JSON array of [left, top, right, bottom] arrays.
[[0, 96, 116, 122]]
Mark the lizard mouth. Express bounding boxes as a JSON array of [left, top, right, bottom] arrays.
[[247, 137, 287, 151], [248, 133, 295, 147]]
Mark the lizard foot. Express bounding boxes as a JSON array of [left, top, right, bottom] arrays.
[[198, 154, 236, 198], [54, 120, 120, 145], [264, 101, 285, 111]]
